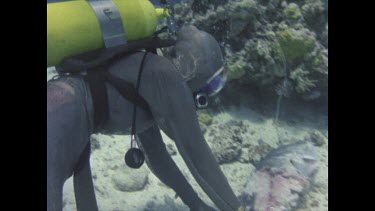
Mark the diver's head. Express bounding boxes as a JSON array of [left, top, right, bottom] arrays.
[[167, 25, 227, 108]]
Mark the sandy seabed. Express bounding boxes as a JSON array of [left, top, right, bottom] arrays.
[[61, 105, 328, 211], [48, 66, 328, 211]]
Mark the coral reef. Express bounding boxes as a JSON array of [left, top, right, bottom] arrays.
[[170, 0, 328, 102], [284, 3, 302, 20]]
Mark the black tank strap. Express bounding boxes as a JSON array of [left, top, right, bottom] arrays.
[[83, 57, 154, 131], [103, 72, 152, 116], [84, 67, 110, 131], [73, 142, 99, 211]]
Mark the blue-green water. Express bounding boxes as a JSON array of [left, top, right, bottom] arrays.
[[48, 0, 328, 210]]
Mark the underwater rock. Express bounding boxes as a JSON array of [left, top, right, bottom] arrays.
[[199, 123, 208, 134], [247, 138, 275, 165], [239, 141, 318, 211], [144, 196, 189, 211], [306, 130, 327, 147], [206, 120, 247, 164], [90, 135, 101, 151], [166, 143, 177, 156], [112, 165, 149, 192], [198, 111, 213, 126], [239, 148, 250, 163], [209, 135, 242, 164]]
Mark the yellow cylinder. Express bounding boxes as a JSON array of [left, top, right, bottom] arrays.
[[47, 0, 168, 67]]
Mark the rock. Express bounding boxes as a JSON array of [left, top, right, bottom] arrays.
[[209, 135, 242, 164], [206, 120, 247, 164], [198, 112, 213, 126], [305, 130, 326, 146], [199, 123, 208, 134], [239, 148, 250, 163], [90, 135, 101, 151], [247, 138, 274, 165], [144, 196, 189, 211], [166, 143, 177, 156], [112, 165, 149, 192], [240, 141, 319, 211]]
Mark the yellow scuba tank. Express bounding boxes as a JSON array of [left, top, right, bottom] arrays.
[[47, 0, 169, 67]]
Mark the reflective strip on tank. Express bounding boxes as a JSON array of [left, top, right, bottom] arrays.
[[87, 0, 127, 48]]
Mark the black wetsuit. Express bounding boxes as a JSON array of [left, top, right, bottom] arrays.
[[47, 52, 241, 211]]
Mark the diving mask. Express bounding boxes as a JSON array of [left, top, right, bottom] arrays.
[[194, 65, 227, 109]]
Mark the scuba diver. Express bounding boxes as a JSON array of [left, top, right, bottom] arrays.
[[47, 1, 245, 211]]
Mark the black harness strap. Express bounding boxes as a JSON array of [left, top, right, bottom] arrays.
[[103, 72, 152, 115], [84, 67, 110, 131], [73, 142, 98, 211], [83, 67, 153, 132]]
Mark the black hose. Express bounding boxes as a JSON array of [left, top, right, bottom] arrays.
[[131, 51, 149, 137]]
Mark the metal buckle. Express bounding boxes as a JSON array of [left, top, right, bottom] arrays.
[[87, 0, 127, 48]]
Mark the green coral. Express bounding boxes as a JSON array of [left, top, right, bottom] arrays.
[[283, 3, 302, 20], [173, 0, 328, 101], [304, 48, 323, 70], [198, 112, 213, 125], [313, 55, 321, 66], [226, 55, 247, 80], [276, 29, 315, 63], [290, 67, 317, 93]]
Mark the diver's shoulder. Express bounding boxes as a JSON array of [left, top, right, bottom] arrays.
[[146, 52, 175, 67]]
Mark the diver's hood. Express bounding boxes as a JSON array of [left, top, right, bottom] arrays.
[[167, 25, 225, 92]]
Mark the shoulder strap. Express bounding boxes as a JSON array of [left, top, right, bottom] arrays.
[[56, 37, 176, 74], [103, 71, 152, 115], [83, 62, 153, 132], [73, 142, 98, 211], [84, 67, 110, 131]]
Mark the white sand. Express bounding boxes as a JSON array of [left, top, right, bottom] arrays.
[[61, 104, 328, 211]]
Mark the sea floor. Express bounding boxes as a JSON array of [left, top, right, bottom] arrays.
[[62, 99, 328, 211]]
